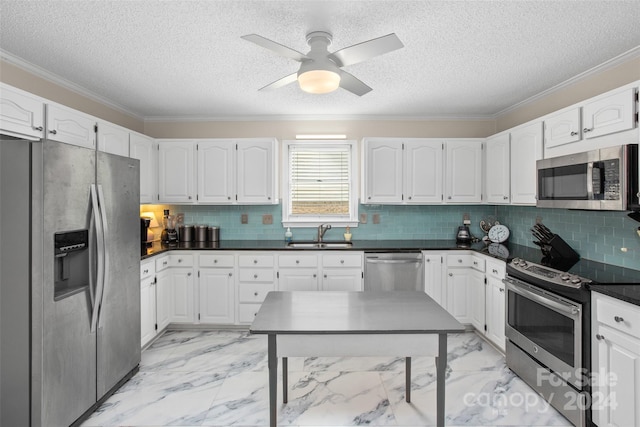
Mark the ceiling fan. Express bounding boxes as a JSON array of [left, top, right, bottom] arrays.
[[241, 31, 404, 96]]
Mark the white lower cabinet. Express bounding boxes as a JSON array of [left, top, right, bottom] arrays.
[[140, 259, 156, 347], [445, 253, 484, 324], [592, 292, 640, 427], [238, 253, 276, 324], [484, 258, 506, 351], [321, 253, 363, 291], [157, 254, 195, 324], [198, 253, 235, 324], [423, 252, 444, 306]]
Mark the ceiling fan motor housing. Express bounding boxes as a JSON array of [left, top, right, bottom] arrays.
[[297, 31, 342, 93]]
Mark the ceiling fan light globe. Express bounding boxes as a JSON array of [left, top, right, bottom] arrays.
[[298, 69, 341, 94]]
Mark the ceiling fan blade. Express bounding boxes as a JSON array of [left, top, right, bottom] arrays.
[[329, 33, 404, 67], [339, 71, 372, 96], [241, 34, 309, 62], [259, 73, 298, 91]]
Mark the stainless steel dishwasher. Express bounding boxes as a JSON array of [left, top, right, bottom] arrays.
[[364, 252, 424, 291]]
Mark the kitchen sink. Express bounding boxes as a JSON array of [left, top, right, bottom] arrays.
[[287, 241, 353, 249]]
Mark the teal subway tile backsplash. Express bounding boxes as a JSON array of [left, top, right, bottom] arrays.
[[153, 203, 640, 271]]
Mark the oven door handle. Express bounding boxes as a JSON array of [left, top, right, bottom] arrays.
[[504, 278, 580, 318]]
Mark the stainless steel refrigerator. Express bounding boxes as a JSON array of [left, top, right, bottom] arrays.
[[1, 136, 141, 426]]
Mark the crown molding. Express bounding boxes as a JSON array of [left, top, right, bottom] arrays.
[[0, 49, 144, 121], [494, 45, 640, 118], [143, 113, 495, 122]]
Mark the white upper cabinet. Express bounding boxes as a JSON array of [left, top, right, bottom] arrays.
[[404, 140, 443, 203], [510, 122, 542, 205], [197, 140, 235, 203], [46, 103, 96, 149], [130, 132, 157, 204], [158, 140, 196, 203], [97, 120, 129, 157], [236, 138, 277, 204], [445, 140, 483, 203], [484, 133, 510, 204], [364, 139, 403, 203], [0, 83, 45, 139], [583, 87, 636, 139], [544, 107, 582, 149]]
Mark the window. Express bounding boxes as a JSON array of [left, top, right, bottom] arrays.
[[282, 141, 358, 227]]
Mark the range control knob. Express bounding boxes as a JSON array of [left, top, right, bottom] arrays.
[[511, 258, 520, 265], [570, 277, 582, 284], [518, 260, 528, 267], [560, 274, 571, 281]]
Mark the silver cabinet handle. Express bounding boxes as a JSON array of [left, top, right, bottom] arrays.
[[473, 261, 478, 266], [143, 269, 149, 274], [296, 260, 300, 264], [253, 260, 258, 264], [583, 127, 593, 133], [254, 292, 258, 296], [214, 259, 218, 263], [493, 269, 498, 274], [323, 274, 327, 278], [426, 258, 431, 263], [458, 259, 463, 263], [33, 126, 43, 131], [570, 131, 579, 136], [408, 196, 412, 200], [228, 196, 231, 200], [449, 273, 453, 277], [596, 334, 605, 340], [188, 196, 192, 200], [268, 196, 271, 200], [187, 272, 191, 276], [368, 196, 371, 200], [340, 260, 345, 264], [313, 274, 317, 278], [448, 196, 452, 200], [503, 196, 509, 200], [163, 261, 168, 266], [49, 129, 57, 135], [178, 258, 182, 263], [499, 288, 504, 293], [614, 316, 624, 323], [228, 272, 232, 277], [254, 274, 258, 279]]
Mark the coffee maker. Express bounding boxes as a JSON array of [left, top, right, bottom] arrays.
[[140, 217, 151, 249], [456, 225, 471, 244]]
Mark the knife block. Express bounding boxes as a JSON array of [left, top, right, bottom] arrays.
[[540, 234, 579, 261]]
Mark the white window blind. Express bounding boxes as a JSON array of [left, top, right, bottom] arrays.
[[289, 145, 352, 217]]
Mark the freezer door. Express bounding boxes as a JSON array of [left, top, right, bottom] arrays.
[[39, 141, 97, 426], [96, 151, 141, 398]]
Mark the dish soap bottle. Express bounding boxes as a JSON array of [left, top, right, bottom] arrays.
[[284, 227, 293, 242], [344, 226, 352, 242]]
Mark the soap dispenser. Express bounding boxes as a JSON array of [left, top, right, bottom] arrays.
[[285, 227, 293, 242]]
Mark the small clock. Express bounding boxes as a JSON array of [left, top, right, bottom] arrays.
[[488, 224, 510, 243], [488, 243, 510, 258]]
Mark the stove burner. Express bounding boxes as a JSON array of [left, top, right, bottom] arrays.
[[508, 258, 591, 289]]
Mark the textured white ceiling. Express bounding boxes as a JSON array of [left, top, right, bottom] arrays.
[[1, 0, 639, 120]]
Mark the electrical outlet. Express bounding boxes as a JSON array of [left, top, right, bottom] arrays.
[[360, 213, 367, 224], [373, 213, 380, 224], [241, 213, 248, 224], [262, 214, 273, 225]]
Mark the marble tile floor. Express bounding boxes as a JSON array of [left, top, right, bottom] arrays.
[[82, 330, 572, 427]]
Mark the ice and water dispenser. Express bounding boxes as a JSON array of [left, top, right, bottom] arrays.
[[54, 230, 89, 300]]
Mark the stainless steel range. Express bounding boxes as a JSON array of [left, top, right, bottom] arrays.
[[505, 257, 592, 427]]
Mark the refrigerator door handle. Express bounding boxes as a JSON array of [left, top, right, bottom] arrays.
[[88, 211, 96, 307], [90, 184, 105, 333], [96, 184, 110, 329]]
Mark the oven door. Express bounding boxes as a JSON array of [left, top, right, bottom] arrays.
[[505, 276, 583, 389]]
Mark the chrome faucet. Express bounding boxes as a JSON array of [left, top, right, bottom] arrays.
[[317, 224, 332, 242]]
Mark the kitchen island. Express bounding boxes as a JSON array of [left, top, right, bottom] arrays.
[[249, 291, 465, 427]]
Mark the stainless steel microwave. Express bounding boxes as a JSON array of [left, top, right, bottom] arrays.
[[536, 144, 639, 210]]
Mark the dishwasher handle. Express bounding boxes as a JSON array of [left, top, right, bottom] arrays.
[[366, 258, 422, 264]]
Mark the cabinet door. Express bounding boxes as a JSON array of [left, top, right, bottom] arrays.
[[130, 133, 157, 204], [592, 323, 640, 427], [510, 122, 542, 205], [0, 83, 45, 139], [199, 268, 235, 324], [364, 140, 403, 203], [158, 140, 195, 203], [197, 140, 235, 203], [405, 140, 443, 203], [140, 275, 156, 347], [446, 268, 471, 323], [445, 140, 482, 203], [485, 134, 510, 204], [169, 268, 194, 323], [486, 276, 506, 351], [155, 270, 170, 332], [468, 270, 485, 331], [423, 252, 444, 306], [236, 139, 275, 204], [544, 108, 581, 149], [321, 268, 362, 291], [278, 268, 318, 291], [97, 121, 129, 157], [46, 103, 96, 149], [583, 87, 636, 139]]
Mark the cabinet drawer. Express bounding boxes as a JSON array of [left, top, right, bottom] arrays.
[[595, 293, 640, 339], [238, 303, 262, 324], [322, 254, 362, 268], [155, 255, 170, 272], [140, 260, 155, 279], [486, 259, 506, 279], [278, 254, 318, 268], [168, 254, 193, 268], [238, 268, 275, 283], [238, 254, 274, 268], [471, 256, 485, 272], [199, 253, 234, 268], [447, 254, 474, 268], [239, 283, 274, 303]]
